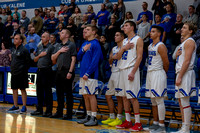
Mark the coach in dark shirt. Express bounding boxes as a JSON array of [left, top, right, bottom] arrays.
[[51, 29, 76, 120], [31, 32, 55, 117], [8, 34, 31, 113]]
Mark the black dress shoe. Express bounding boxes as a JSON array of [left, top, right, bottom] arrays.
[[50, 112, 63, 118], [30, 110, 43, 115], [63, 114, 72, 120], [42, 112, 52, 117]]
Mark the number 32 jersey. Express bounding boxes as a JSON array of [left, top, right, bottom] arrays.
[[118, 35, 140, 70], [148, 42, 164, 72]]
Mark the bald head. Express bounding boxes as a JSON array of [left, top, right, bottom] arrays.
[[41, 32, 50, 45]]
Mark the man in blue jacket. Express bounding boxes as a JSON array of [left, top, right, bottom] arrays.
[[77, 25, 103, 126], [95, 4, 109, 35]]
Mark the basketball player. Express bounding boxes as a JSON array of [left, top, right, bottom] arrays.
[[146, 25, 169, 133], [172, 22, 197, 133], [101, 31, 124, 126], [113, 21, 144, 131], [76, 25, 103, 126]]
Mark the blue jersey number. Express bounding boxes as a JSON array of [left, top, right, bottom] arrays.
[[148, 56, 153, 65], [122, 51, 128, 60], [113, 60, 118, 67]]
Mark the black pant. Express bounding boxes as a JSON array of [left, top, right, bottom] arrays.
[[36, 68, 53, 113], [55, 69, 75, 116]]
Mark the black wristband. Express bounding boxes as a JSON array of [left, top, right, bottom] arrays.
[[68, 71, 73, 74]]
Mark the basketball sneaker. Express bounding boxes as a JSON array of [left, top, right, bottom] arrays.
[[101, 118, 115, 124], [116, 120, 133, 129], [108, 118, 122, 127], [129, 123, 143, 132], [7, 105, 20, 112]]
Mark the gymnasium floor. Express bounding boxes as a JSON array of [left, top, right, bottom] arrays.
[[0, 103, 199, 133]]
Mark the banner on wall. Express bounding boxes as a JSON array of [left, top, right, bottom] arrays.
[[0, 0, 137, 10], [6, 72, 37, 96]]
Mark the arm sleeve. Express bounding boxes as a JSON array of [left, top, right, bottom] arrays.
[[85, 44, 102, 76]]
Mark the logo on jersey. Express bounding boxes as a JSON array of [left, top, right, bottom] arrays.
[[122, 51, 128, 60]]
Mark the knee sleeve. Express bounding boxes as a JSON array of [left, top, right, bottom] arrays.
[[155, 97, 166, 121], [151, 98, 157, 106], [180, 97, 190, 108]]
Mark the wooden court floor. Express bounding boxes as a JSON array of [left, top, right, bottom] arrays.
[[0, 103, 199, 133]]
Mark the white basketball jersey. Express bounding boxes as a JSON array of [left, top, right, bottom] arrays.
[[118, 35, 140, 70], [176, 37, 196, 73], [148, 42, 164, 71], [111, 46, 120, 72]]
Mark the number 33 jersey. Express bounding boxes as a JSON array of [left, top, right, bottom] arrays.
[[118, 35, 140, 70], [147, 42, 164, 72]]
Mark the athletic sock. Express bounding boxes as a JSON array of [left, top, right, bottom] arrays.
[[117, 114, 123, 120], [135, 113, 140, 123], [125, 111, 131, 122], [91, 112, 97, 117], [110, 113, 115, 119]]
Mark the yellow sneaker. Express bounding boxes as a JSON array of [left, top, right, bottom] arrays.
[[108, 118, 122, 127], [101, 118, 115, 125]]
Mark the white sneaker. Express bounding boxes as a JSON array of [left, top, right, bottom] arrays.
[[171, 124, 190, 133]]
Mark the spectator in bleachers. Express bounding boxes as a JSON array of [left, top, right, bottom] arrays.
[[44, 9, 51, 22], [56, 15, 66, 28], [58, 4, 65, 16], [0, 41, 11, 66], [117, 0, 126, 24], [31, 9, 43, 34], [171, 14, 183, 52], [66, 17, 77, 38], [20, 26, 27, 45], [121, 11, 135, 27], [110, 4, 119, 19], [44, 11, 59, 33], [0, 17, 5, 45], [95, 3, 109, 35], [151, 0, 165, 20], [136, 2, 153, 25], [150, 14, 166, 43], [11, 7, 20, 20], [161, 3, 176, 52], [71, 7, 82, 27], [51, 6, 57, 13], [10, 22, 20, 43], [50, 34, 59, 47], [137, 14, 150, 47], [19, 10, 30, 31], [137, 14, 150, 69], [62, 5, 72, 25], [3, 15, 13, 47], [6, 6, 12, 15], [12, 13, 19, 24], [166, 0, 177, 13], [183, 5, 198, 25], [85, 5, 96, 24], [68, 0, 77, 14], [0, 9, 8, 24], [54, 22, 64, 43], [106, 14, 120, 51], [39, 9, 45, 20], [26, 27, 41, 52], [25, 23, 33, 37], [75, 14, 89, 49], [104, 0, 113, 13]]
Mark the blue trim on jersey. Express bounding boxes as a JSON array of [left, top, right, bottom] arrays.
[[161, 88, 167, 97], [115, 88, 123, 93], [93, 87, 99, 95], [126, 90, 137, 98], [154, 41, 162, 47], [85, 86, 91, 95], [189, 87, 197, 96], [179, 88, 188, 96], [151, 90, 160, 97]]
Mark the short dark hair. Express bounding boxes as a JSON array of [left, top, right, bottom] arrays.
[[189, 5, 195, 9], [15, 34, 25, 43], [124, 21, 136, 32], [116, 30, 125, 37], [86, 24, 98, 34], [151, 25, 164, 36], [154, 13, 162, 18], [50, 33, 56, 38], [2, 41, 10, 49], [35, 9, 39, 12], [22, 10, 26, 14], [142, 14, 148, 19]]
